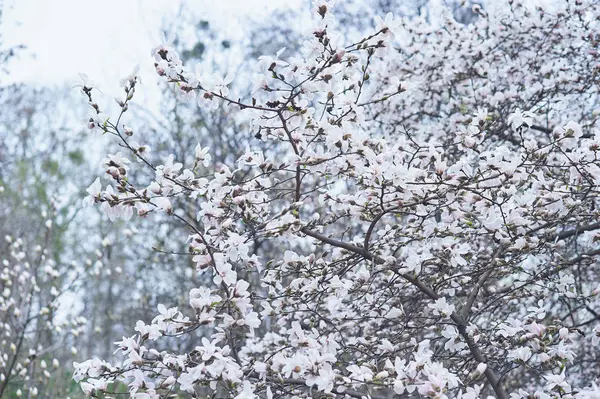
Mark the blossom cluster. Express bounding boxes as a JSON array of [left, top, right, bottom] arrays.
[[75, 1, 600, 398]]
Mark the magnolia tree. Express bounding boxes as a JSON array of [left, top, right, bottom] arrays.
[[0, 230, 58, 398], [74, 0, 600, 398], [0, 218, 91, 398], [0, 82, 109, 397]]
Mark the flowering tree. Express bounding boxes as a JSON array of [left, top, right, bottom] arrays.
[[75, 1, 600, 398], [0, 231, 65, 398], [73, 19, 268, 360], [0, 203, 93, 398], [0, 81, 108, 397]]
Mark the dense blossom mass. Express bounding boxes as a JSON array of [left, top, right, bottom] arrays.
[[74, 1, 600, 398]]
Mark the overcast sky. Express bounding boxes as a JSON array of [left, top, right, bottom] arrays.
[[1, 0, 300, 89], [2, 0, 556, 97]]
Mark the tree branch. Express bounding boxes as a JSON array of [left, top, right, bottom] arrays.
[[300, 227, 509, 399]]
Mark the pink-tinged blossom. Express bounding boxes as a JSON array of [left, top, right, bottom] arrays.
[[544, 371, 570, 393], [507, 347, 532, 363], [194, 144, 212, 167], [507, 108, 535, 130], [153, 197, 172, 214], [257, 47, 288, 71], [235, 381, 257, 399], [189, 287, 221, 311], [83, 178, 102, 207], [592, 324, 600, 346], [134, 321, 161, 341], [305, 363, 336, 393], [374, 12, 400, 38], [428, 297, 455, 317], [346, 364, 373, 382]]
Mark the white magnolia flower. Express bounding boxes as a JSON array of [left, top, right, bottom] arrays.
[[507, 108, 535, 130], [428, 297, 455, 317]]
